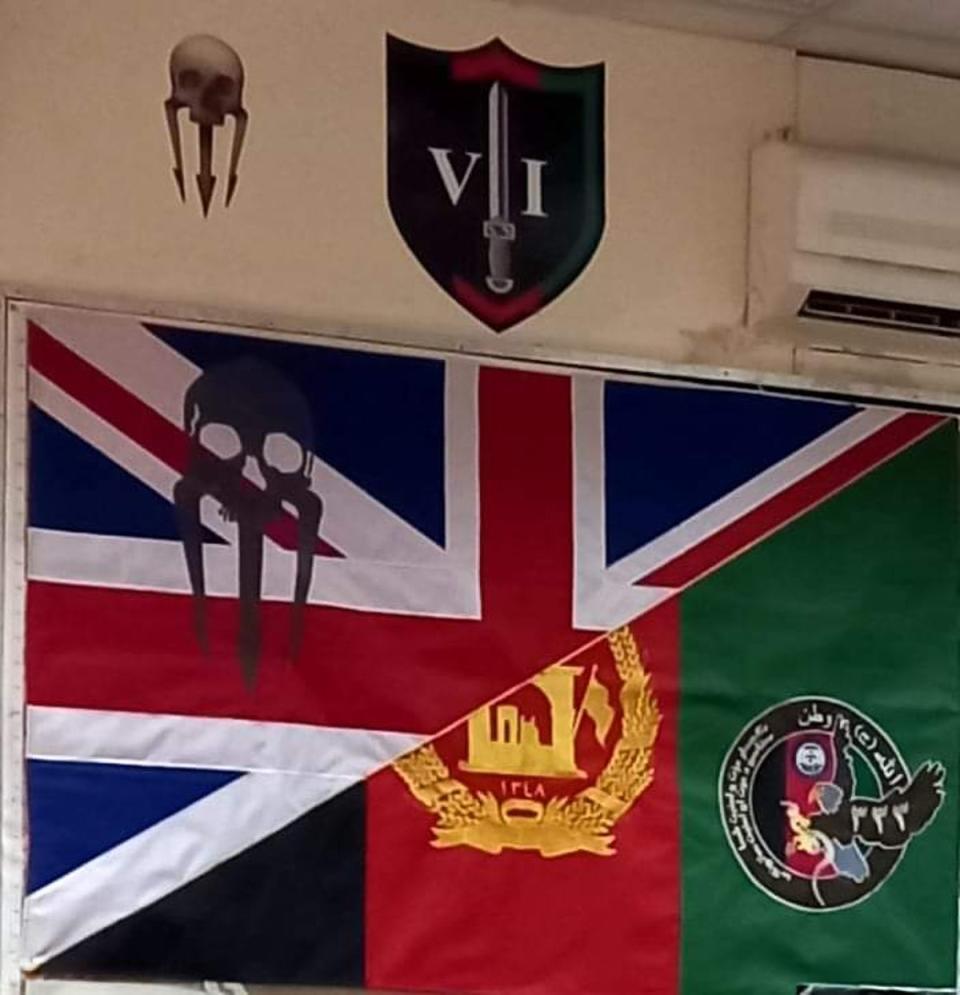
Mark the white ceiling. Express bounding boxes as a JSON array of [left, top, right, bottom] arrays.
[[509, 0, 960, 76]]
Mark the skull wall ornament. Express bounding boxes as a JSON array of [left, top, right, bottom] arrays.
[[165, 34, 249, 216], [173, 358, 323, 685]]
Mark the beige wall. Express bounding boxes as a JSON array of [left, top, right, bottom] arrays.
[[798, 57, 960, 166], [0, 0, 793, 371], [2, 2, 960, 397]]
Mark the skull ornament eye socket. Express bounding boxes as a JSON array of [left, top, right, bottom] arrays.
[[211, 75, 235, 99], [263, 432, 306, 474], [198, 422, 244, 461], [177, 69, 202, 89]]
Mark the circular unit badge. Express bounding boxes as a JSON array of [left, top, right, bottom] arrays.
[[719, 697, 945, 911]]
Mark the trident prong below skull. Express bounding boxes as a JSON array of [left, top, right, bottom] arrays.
[[173, 358, 322, 685], [165, 34, 248, 216]]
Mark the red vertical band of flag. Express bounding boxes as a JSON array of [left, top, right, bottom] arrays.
[[365, 600, 681, 995]]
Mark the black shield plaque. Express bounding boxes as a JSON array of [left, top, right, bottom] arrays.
[[387, 35, 605, 333]]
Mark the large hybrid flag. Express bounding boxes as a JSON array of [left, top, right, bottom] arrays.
[[12, 305, 959, 994]]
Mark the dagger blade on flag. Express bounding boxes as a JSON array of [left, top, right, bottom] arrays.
[[484, 81, 516, 295]]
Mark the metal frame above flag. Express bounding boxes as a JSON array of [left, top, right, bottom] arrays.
[[386, 35, 605, 332]]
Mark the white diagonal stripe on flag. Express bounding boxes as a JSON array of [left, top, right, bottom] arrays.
[[27, 706, 425, 777], [604, 406, 902, 585], [30, 370, 234, 545], [572, 379, 903, 629], [22, 770, 355, 967]]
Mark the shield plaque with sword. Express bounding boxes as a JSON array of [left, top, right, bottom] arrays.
[[387, 35, 605, 333]]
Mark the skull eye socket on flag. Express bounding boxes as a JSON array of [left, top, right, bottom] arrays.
[[12, 304, 960, 994]]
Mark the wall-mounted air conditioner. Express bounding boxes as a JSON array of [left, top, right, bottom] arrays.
[[748, 141, 960, 341]]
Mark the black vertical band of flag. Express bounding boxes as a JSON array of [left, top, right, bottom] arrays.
[[45, 782, 366, 985]]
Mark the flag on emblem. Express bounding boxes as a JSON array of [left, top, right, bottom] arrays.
[[15, 305, 958, 994], [581, 667, 614, 745]]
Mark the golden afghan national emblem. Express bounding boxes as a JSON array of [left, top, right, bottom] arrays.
[[392, 626, 661, 857]]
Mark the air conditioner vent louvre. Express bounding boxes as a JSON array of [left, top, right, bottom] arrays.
[[800, 291, 960, 339]]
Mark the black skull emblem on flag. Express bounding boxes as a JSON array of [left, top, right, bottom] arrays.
[[173, 358, 323, 683]]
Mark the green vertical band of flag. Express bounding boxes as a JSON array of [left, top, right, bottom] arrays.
[[680, 423, 960, 995]]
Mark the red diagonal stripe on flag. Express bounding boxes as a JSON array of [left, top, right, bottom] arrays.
[[638, 410, 946, 589]]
